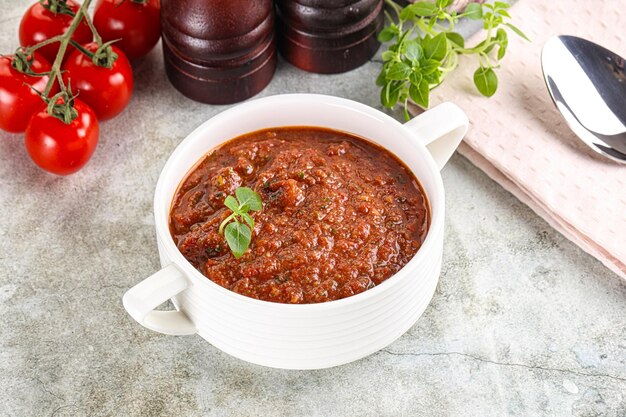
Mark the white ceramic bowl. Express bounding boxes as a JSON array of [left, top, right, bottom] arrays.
[[123, 94, 468, 369]]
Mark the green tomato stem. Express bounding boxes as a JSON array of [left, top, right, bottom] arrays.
[[83, 9, 103, 45], [23, 35, 64, 53], [41, 0, 94, 98]]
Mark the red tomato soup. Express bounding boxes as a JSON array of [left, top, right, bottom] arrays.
[[169, 127, 430, 304]]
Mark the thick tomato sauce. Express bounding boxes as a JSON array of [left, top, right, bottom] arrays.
[[170, 127, 430, 304]]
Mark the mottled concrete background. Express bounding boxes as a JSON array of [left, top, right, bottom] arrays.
[[0, 1, 625, 416]]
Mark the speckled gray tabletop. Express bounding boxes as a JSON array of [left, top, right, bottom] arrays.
[[1, 1, 625, 416]]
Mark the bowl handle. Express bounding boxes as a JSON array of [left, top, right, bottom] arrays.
[[403, 102, 469, 170], [122, 264, 197, 336]]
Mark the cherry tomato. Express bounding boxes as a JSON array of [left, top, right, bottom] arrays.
[[25, 99, 99, 175], [94, 0, 161, 60], [62, 43, 134, 121], [19, 0, 92, 64], [0, 53, 58, 133]]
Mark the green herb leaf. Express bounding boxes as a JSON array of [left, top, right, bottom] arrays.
[[464, 3, 483, 20], [473, 67, 498, 97], [224, 195, 239, 213], [403, 40, 423, 61], [498, 9, 511, 18], [381, 81, 403, 108], [241, 212, 255, 230], [423, 33, 448, 61], [376, 69, 387, 86], [386, 61, 412, 80], [436, 0, 453, 8], [494, 1, 510, 10], [224, 222, 251, 259], [409, 70, 423, 86], [421, 58, 440, 75], [496, 28, 508, 60], [219, 187, 263, 258], [445, 32, 465, 48], [409, 79, 429, 108], [378, 26, 396, 43], [399, 6, 415, 21], [235, 187, 262, 212], [504, 22, 530, 41], [410, 1, 438, 17]]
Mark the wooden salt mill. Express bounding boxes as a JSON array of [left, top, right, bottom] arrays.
[[275, 0, 384, 74], [161, 0, 276, 104]]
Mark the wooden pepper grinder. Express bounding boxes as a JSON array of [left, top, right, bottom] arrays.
[[161, 0, 276, 104], [276, 0, 384, 74]]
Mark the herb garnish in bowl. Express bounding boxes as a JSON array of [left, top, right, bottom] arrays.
[[219, 187, 263, 259]]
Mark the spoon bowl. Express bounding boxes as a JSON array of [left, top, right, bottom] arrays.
[[541, 35, 626, 163]]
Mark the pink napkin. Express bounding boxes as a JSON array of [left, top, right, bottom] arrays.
[[420, 0, 626, 278]]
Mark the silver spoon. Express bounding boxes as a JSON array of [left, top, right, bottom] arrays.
[[541, 35, 626, 164]]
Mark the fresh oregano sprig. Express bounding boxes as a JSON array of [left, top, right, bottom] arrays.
[[218, 187, 263, 259], [377, 0, 529, 119]]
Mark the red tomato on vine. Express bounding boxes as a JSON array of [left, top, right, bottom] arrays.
[[94, 0, 161, 60], [19, 0, 92, 64], [25, 98, 99, 175], [0, 53, 57, 133], [62, 42, 134, 121]]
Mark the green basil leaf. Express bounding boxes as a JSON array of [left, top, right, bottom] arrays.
[[423, 32, 448, 61], [378, 26, 396, 43], [381, 50, 396, 62], [421, 58, 440, 75], [381, 82, 392, 108], [403, 40, 422, 61], [224, 222, 251, 259], [497, 44, 507, 60], [484, 43, 496, 54], [496, 28, 508, 42], [381, 81, 402, 108], [445, 32, 465, 48], [410, 1, 438, 16], [505, 22, 530, 41], [496, 28, 508, 60], [464, 3, 483, 20], [376, 69, 387, 86], [409, 70, 422, 86], [498, 9, 511, 18], [473, 67, 498, 97], [436, 0, 453, 8], [386, 61, 412, 80], [424, 70, 441, 85], [241, 212, 255, 230], [224, 195, 240, 213], [494, 1, 510, 10], [236, 187, 262, 212], [399, 6, 415, 21], [409, 79, 429, 108]]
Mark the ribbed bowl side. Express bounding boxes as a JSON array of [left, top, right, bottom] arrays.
[[168, 229, 443, 369]]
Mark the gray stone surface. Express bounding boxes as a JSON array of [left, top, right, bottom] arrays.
[[1, 1, 625, 416]]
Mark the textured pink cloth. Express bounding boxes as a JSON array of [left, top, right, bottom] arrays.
[[423, 0, 626, 278]]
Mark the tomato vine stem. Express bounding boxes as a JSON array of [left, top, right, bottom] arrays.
[[40, 0, 93, 97]]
